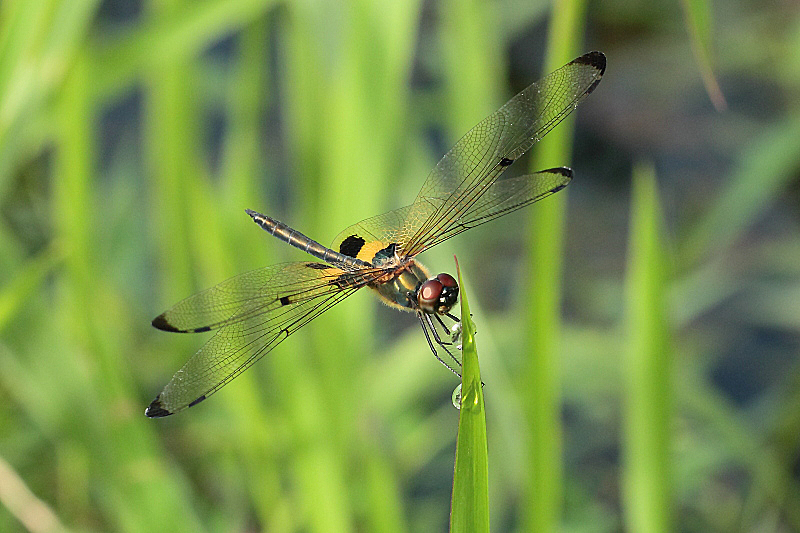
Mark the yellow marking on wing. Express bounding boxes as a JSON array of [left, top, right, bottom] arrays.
[[356, 240, 390, 263]]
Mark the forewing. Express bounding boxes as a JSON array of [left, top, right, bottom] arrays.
[[328, 53, 603, 262], [401, 51, 605, 256], [147, 261, 375, 416], [329, 169, 571, 258], [414, 167, 573, 250]]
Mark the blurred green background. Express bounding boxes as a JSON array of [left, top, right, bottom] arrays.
[[2, 0, 800, 531]]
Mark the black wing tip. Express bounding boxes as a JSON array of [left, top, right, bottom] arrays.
[[152, 314, 212, 333], [571, 51, 606, 74], [145, 394, 207, 417], [571, 51, 606, 95], [152, 313, 180, 332], [543, 166, 573, 179], [145, 396, 173, 418], [542, 167, 573, 193]]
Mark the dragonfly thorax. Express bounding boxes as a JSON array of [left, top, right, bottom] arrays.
[[369, 259, 459, 315]]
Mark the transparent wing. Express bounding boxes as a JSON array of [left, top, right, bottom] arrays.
[[331, 168, 572, 257], [411, 167, 573, 250], [328, 52, 604, 260], [147, 261, 377, 416], [402, 51, 604, 256], [151, 262, 349, 333]]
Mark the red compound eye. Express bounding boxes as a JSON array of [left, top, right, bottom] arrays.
[[417, 274, 459, 314], [437, 273, 457, 288], [418, 279, 443, 307]]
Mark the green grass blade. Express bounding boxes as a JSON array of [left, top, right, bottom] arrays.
[[680, 0, 727, 111], [0, 0, 100, 188], [450, 263, 489, 533], [622, 162, 673, 533], [144, 0, 201, 299], [524, 1, 589, 530], [50, 42, 206, 531], [440, 0, 502, 134]]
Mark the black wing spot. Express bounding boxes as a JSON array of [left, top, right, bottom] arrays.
[[280, 296, 291, 305], [305, 262, 329, 269], [188, 395, 206, 408], [499, 157, 514, 167], [543, 167, 573, 179], [192, 325, 211, 333], [340, 235, 365, 258]]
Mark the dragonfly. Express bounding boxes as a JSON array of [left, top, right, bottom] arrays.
[[145, 51, 605, 417]]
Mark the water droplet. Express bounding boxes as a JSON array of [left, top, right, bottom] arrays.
[[452, 384, 462, 409]]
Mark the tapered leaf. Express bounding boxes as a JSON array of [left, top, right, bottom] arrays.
[[450, 260, 489, 533]]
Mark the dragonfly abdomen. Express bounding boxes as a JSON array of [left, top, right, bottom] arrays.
[[246, 209, 368, 268]]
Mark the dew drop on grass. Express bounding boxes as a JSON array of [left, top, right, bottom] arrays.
[[452, 383, 462, 410]]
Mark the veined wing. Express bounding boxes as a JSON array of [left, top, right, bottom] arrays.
[[330, 168, 571, 260], [328, 53, 603, 261], [152, 261, 360, 333], [409, 167, 573, 250], [147, 261, 378, 417], [402, 51, 604, 257]]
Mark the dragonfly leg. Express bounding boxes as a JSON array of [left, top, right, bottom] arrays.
[[417, 313, 462, 378], [424, 313, 462, 368], [431, 314, 455, 346]]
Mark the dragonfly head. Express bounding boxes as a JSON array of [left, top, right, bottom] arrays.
[[417, 273, 459, 314]]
